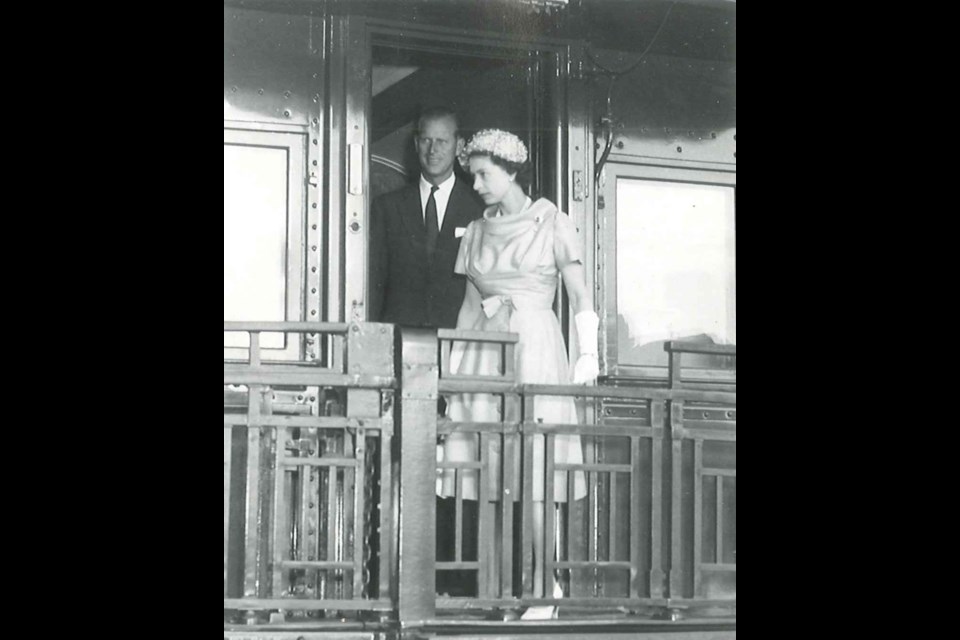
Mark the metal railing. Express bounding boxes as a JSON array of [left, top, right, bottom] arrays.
[[224, 322, 735, 633]]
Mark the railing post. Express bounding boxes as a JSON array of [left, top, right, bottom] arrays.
[[396, 327, 438, 624], [346, 322, 395, 602]]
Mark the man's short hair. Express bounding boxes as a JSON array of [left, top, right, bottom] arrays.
[[416, 106, 461, 139]]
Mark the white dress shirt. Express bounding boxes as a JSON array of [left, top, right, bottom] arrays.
[[419, 173, 456, 231]]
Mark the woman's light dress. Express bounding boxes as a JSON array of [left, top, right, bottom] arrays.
[[439, 197, 587, 503]]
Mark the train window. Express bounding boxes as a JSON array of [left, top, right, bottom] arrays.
[[223, 128, 307, 361], [602, 165, 736, 381]]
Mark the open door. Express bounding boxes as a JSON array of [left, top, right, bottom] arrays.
[[328, 16, 592, 330]]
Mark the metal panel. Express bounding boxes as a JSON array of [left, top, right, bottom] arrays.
[[588, 50, 735, 167], [224, 7, 319, 127]]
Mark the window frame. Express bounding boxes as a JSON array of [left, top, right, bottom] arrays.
[[223, 127, 308, 362], [599, 162, 736, 383]]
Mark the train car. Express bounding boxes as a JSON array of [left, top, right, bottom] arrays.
[[224, 1, 735, 638]]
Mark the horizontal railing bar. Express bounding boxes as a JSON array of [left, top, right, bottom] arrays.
[[224, 364, 344, 375], [436, 562, 481, 570], [702, 563, 738, 572], [222, 415, 384, 429], [437, 420, 658, 439], [554, 561, 634, 569], [224, 599, 394, 611], [527, 384, 737, 404], [665, 341, 737, 357], [435, 597, 672, 609], [438, 329, 519, 344], [438, 380, 735, 404], [702, 468, 737, 478], [281, 458, 358, 468], [224, 370, 396, 388], [277, 561, 354, 570], [555, 463, 634, 473], [524, 423, 657, 437], [438, 420, 518, 435], [437, 461, 484, 470], [443, 374, 518, 385], [224, 322, 351, 334]]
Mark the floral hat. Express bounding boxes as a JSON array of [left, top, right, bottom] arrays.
[[459, 129, 529, 167]]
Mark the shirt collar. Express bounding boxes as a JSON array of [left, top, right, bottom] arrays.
[[420, 172, 456, 197]]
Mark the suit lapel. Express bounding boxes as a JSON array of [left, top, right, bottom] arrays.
[[398, 183, 425, 240]]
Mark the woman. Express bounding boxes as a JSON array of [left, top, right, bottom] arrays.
[[439, 129, 600, 619]]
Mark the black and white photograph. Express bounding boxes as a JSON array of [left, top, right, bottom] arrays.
[[224, 1, 736, 638]]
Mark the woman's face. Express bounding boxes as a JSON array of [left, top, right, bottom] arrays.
[[468, 155, 515, 206]]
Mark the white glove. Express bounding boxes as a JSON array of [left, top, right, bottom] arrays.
[[572, 310, 600, 384]]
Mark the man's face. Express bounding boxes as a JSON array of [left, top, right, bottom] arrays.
[[415, 116, 463, 185]]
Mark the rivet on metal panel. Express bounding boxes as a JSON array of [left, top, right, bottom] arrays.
[[312, 203, 318, 209], [712, 132, 718, 139], [312, 267, 317, 273], [231, 86, 237, 92], [311, 310, 317, 316], [677, 146, 683, 153], [312, 224, 318, 230], [283, 110, 291, 118], [284, 91, 291, 98], [616, 141, 624, 149], [258, 88, 264, 95], [312, 139, 318, 145]]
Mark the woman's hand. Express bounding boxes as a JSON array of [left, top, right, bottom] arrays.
[[572, 353, 599, 384], [572, 310, 600, 384], [561, 263, 600, 385]]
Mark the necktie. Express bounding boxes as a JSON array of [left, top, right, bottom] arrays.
[[425, 185, 439, 260]]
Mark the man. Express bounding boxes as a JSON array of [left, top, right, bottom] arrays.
[[368, 107, 483, 597], [368, 106, 483, 329]]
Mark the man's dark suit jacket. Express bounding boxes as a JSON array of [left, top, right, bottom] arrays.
[[369, 177, 483, 329]]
